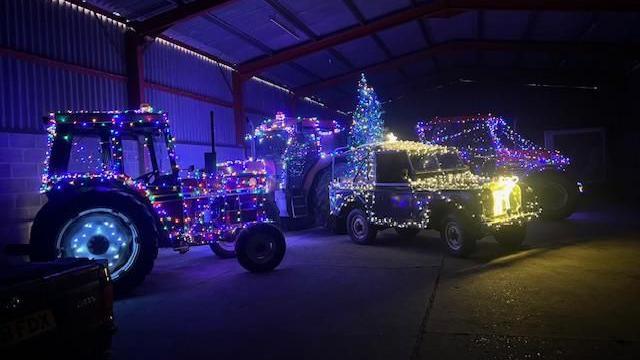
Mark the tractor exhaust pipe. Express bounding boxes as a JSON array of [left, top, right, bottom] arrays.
[[204, 111, 217, 172]]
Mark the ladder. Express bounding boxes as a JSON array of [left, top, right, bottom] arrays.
[[289, 190, 308, 218]]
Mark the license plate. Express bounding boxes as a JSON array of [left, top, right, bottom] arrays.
[[0, 310, 56, 346]]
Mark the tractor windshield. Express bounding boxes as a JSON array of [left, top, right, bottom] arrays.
[[122, 128, 173, 178]]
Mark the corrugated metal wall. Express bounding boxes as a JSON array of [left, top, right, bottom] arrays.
[[1, 0, 127, 75], [145, 40, 233, 103], [245, 79, 294, 116], [0, 55, 127, 131], [145, 86, 236, 147]]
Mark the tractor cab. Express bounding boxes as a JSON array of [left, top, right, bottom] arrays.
[[43, 108, 179, 192]]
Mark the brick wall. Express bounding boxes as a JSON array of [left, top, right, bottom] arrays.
[[0, 132, 48, 264]]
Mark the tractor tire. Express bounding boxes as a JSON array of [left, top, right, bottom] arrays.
[[347, 208, 377, 245], [30, 191, 159, 294], [311, 167, 332, 228], [235, 223, 286, 273], [494, 224, 527, 250], [311, 163, 346, 228], [396, 228, 420, 239], [440, 213, 478, 257], [530, 172, 578, 220]]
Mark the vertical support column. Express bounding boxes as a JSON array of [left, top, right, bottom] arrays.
[[289, 94, 297, 117], [232, 72, 246, 146], [125, 31, 146, 109]]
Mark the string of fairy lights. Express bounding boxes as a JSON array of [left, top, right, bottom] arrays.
[[416, 114, 570, 173]]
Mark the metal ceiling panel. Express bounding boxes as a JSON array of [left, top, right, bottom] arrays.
[[211, 0, 309, 52], [279, 0, 358, 37], [264, 63, 317, 88], [87, 0, 175, 20], [351, 0, 411, 21], [584, 12, 640, 42], [483, 11, 532, 40], [531, 12, 593, 41], [377, 21, 428, 56], [334, 36, 388, 68], [169, 16, 265, 63], [428, 11, 477, 43], [294, 50, 351, 79]]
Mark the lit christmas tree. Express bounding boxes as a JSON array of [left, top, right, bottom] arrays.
[[348, 74, 383, 148]]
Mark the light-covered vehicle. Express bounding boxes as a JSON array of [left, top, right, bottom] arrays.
[[417, 115, 579, 219], [30, 109, 285, 293], [329, 140, 540, 256]]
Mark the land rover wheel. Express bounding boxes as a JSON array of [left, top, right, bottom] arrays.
[[531, 172, 578, 220], [347, 208, 377, 245], [396, 228, 420, 239], [494, 224, 527, 249], [31, 192, 158, 294], [440, 214, 477, 256], [235, 223, 286, 272]]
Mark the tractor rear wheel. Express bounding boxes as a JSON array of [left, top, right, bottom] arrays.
[[30, 192, 158, 294], [311, 163, 346, 228], [530, 172, 578, 220]]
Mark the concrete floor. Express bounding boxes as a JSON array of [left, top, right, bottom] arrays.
[[112, 200, 640, 359]]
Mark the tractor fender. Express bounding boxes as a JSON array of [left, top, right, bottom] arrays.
[[302, 156, 332, 195], [44, 181, 167, 246]]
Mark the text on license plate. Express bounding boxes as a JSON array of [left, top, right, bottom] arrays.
[[0, 310, 56, 346]]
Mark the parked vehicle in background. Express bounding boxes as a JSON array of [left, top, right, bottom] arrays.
[[246, 112, 347, 229], [417, 114, 580, 219], [0, 258, 114, 358], [329, 139, 540, 256], [30, 108, 286, 293]]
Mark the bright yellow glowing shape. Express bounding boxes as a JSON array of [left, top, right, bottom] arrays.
[[486, 176, 521, 217], [385, 132, 398, 142]]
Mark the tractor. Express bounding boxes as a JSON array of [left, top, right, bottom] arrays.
[[30, 108, 286, 293], [246, 112, 347, 229]]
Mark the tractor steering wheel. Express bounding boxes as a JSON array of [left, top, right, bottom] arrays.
[[135, 170, 158, 184]]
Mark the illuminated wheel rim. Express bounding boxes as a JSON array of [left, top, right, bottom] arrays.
[[57, 208, 140, 280], [352, 216, 367, 240], [445, 223, 462, 251], [244, 234, 276, 264], [541, 182, 569, 211]]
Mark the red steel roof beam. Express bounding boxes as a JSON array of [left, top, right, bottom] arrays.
[[136, 0, 238, 37]]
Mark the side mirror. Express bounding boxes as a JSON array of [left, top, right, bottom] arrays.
[[402, 169, 409, 181]]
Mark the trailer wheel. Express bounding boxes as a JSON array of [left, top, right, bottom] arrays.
[[210, 238, 237, 258], [440, 213, 477, 256], [235, 223, 286, 273], [30, 192, 158, 294], [494, 224, 527, 249], [347, 208, 377, 245]]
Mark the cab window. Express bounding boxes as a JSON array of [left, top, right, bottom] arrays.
[[375, 151, 411, 183]]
